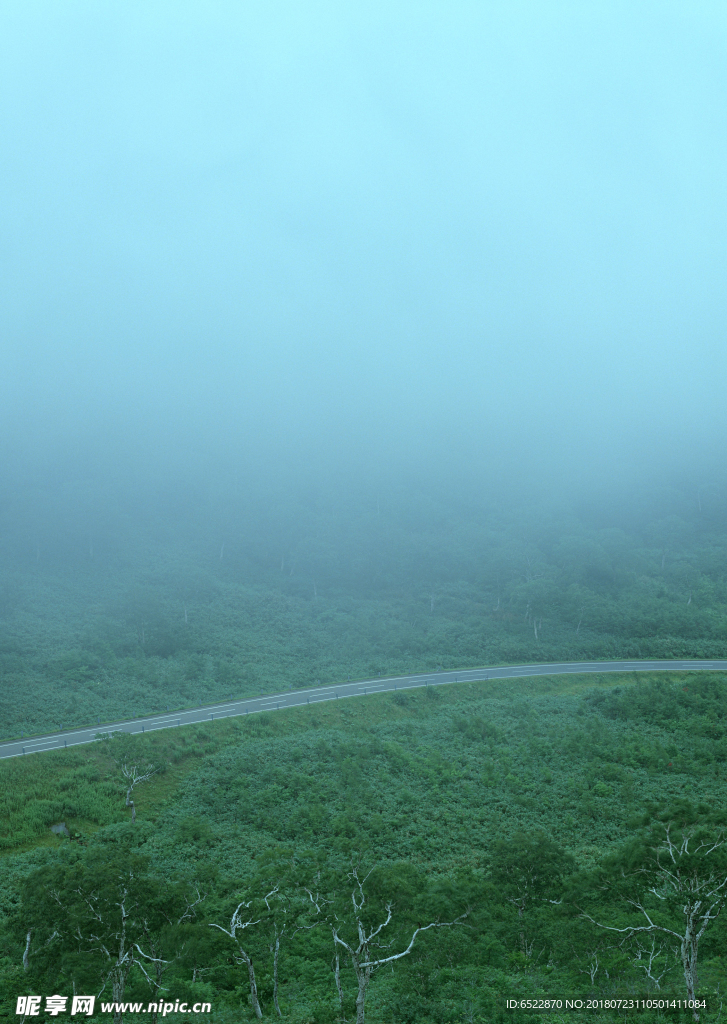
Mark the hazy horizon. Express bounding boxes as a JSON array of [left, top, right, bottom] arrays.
[[2, 2, 726, 502]]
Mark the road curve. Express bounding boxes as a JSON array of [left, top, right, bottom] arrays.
[[2, 659, 725, 761]]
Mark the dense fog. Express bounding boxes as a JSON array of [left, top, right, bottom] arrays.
[[2, 1, 726, 508], [3, 2, 727, 724], [5, 11, 727, 1018]]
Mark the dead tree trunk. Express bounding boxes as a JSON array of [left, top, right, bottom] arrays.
[[209, 901, 263, 1019], [271, 930, 281, 1018], [579, 823, 727, 1022], [331, 866, 467, 1024], [121, 762, 158, 824], [332, 951, 344, 1009]]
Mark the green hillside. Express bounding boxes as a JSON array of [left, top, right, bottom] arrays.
[[2, 671, 726, 1022], [2, 479, 727, 740]]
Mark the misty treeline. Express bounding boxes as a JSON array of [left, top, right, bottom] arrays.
[[2, 675, 727, 1021], [1, 470, 726, 737]]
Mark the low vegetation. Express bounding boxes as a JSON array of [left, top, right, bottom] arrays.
[[1, 671, 726, 1022]]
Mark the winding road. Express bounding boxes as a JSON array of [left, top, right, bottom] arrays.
[[2, 658, 725, 760]]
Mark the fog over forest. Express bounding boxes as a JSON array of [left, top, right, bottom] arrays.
[[4, 0, 727, 719], [3, 8, 727, 1021]]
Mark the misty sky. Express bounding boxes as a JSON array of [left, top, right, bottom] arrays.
[[2, 2, 726, 489]]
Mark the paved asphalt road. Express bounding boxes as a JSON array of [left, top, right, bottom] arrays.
[[3, 659, 726, 760]]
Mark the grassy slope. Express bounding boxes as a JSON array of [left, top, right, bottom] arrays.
[[2, 672, 726, 1021]]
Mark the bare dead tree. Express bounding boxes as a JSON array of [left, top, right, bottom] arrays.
[[330, 865, 467, 1024], [120, 762, 159, 824], [21, 928, 60, 977], [48, 884, 168, 1024], [580, 823, 727, 1021], [262, 883, 328, 1017], [578, 949, 600, 986], [143, 887, 206, 1024], [209, 895, 273, 1019], [177, 888, 206, 925], [633, 937, 678, 991], [209, 872, 328, 1021], [332, 946, 344, 1011], [260, 886, 285, 1018]]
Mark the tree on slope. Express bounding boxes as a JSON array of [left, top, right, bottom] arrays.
[[120, 761, 159, 824], [207, 859, 328, 1020], [329, 862, 467, 1024], [209, 896, 267, 1019], [20, 848, 168, 1024], [578, 803, 727, 1022]]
